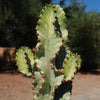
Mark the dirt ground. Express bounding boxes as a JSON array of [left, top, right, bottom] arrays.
[[71, 71, 100, 100], [0, 70, 100, 100]]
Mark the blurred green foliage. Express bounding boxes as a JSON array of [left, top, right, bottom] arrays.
[[0, 0, 100, 69], [63, 0, 100, 69], [0, 0, 51, 47]]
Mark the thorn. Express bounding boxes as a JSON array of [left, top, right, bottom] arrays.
[[67, 34, 70, 38], [38, 45, 41, 49], [32, 48, 36, 52], [62, 80, 65, 83], [38, 16, 40, 19], [66, 56, 69, 59], [24, 53, 27, 55], [72, 77, 74, 79], [54, 10, 56, 13], [59, 32, 62, 37], [41, 82, 44, 86], [76, 60, 78, 63], [42, 74, 45, 78], [37, 38, 40, 42], [36, 32, 39, 36], [58, 69, 64, 74], [76, 66, 78, 68], [38, 68, 41, 72], [37, 21, 39, 24], [60, 45, 63, 49], [32, 92, 34, 95], [34, 62, 37, 66], [67, 80, 70, 82], [40, 11, 43, 14], [62, 66, 64, 68], [50, 58, 53, 62], [50, 65, 54, 70], [62, 39, 64, 42], [35, 27, 37, 31], [36, 93, 38, 96], [35, 50, 37, 54], [55, 85, 59, 89], [55, 51, 59, 56], [38, 88, 41, 91], [28, 66, 30, 69], [32, 47, 35, 52], [22, 48, 25, 51], [26, 61, 28, 64], [53, 21, 56, 25], [54, 27, 57, 31], [53, 6, 55, 8], [52, 91, 54, 96], [31, 75, 34, 79], [64, 59, 66, 63], [55, 15, 57, 18]]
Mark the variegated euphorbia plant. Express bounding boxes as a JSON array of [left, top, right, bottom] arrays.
[[16, 3, 81, 100]]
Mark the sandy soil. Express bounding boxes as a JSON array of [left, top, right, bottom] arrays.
[[71, 72, 100, 100], [0, 71, 100, 100], [0, 73, 33, 100]]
